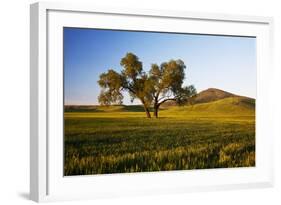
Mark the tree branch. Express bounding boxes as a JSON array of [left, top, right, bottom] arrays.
[[123, 85, 136, 94], [158, 98, 176, 106]]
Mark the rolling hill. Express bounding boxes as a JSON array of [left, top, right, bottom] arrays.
[[193, 88, 237, 104], [65, 88, 255, 115], [162, 88, 241, 106], [163, 88, 255, 115], [167, 96, 255, 115]]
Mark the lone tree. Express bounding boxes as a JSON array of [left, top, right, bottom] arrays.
[[148, 60, 196, 118], [97, 52, 196, 118], [98, 53, 154, 118]]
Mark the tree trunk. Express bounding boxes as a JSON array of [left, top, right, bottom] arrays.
[[144, 106, 151, 118], [140, 99, 151, 118], [153, 103, 159, 118]]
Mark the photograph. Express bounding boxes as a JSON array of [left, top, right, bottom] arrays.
[[63, 27, 256, 176]]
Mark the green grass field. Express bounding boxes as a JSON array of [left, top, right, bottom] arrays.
[[64, 97, 255, 176]]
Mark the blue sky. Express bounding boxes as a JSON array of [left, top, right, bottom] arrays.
[[64, 28, 256, 105]]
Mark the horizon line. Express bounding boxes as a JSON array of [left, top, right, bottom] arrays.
[[64, 87, 256, 106]]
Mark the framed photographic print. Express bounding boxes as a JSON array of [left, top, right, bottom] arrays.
[[30, 2, 274, 202]]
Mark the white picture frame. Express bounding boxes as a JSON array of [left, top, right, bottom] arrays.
[[30, 2, 274, 202]]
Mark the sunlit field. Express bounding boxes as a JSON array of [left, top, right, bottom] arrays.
[[64, 97, 255, 176]]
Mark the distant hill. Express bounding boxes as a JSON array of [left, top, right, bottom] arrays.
[[164, 88, 255, 115], [193, 88, 237, 104], [162, 88, 250, 106], [168, 96, 255, 115], [65, 88, 255, 115]]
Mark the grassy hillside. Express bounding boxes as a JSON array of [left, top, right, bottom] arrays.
[[192, 88, 237, 104], [65, 96, 255, 117], [167, 96, 255, 116]]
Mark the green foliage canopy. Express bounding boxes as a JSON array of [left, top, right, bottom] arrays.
[[98, 52, 196, 118], [149, 59, 196, 117]]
